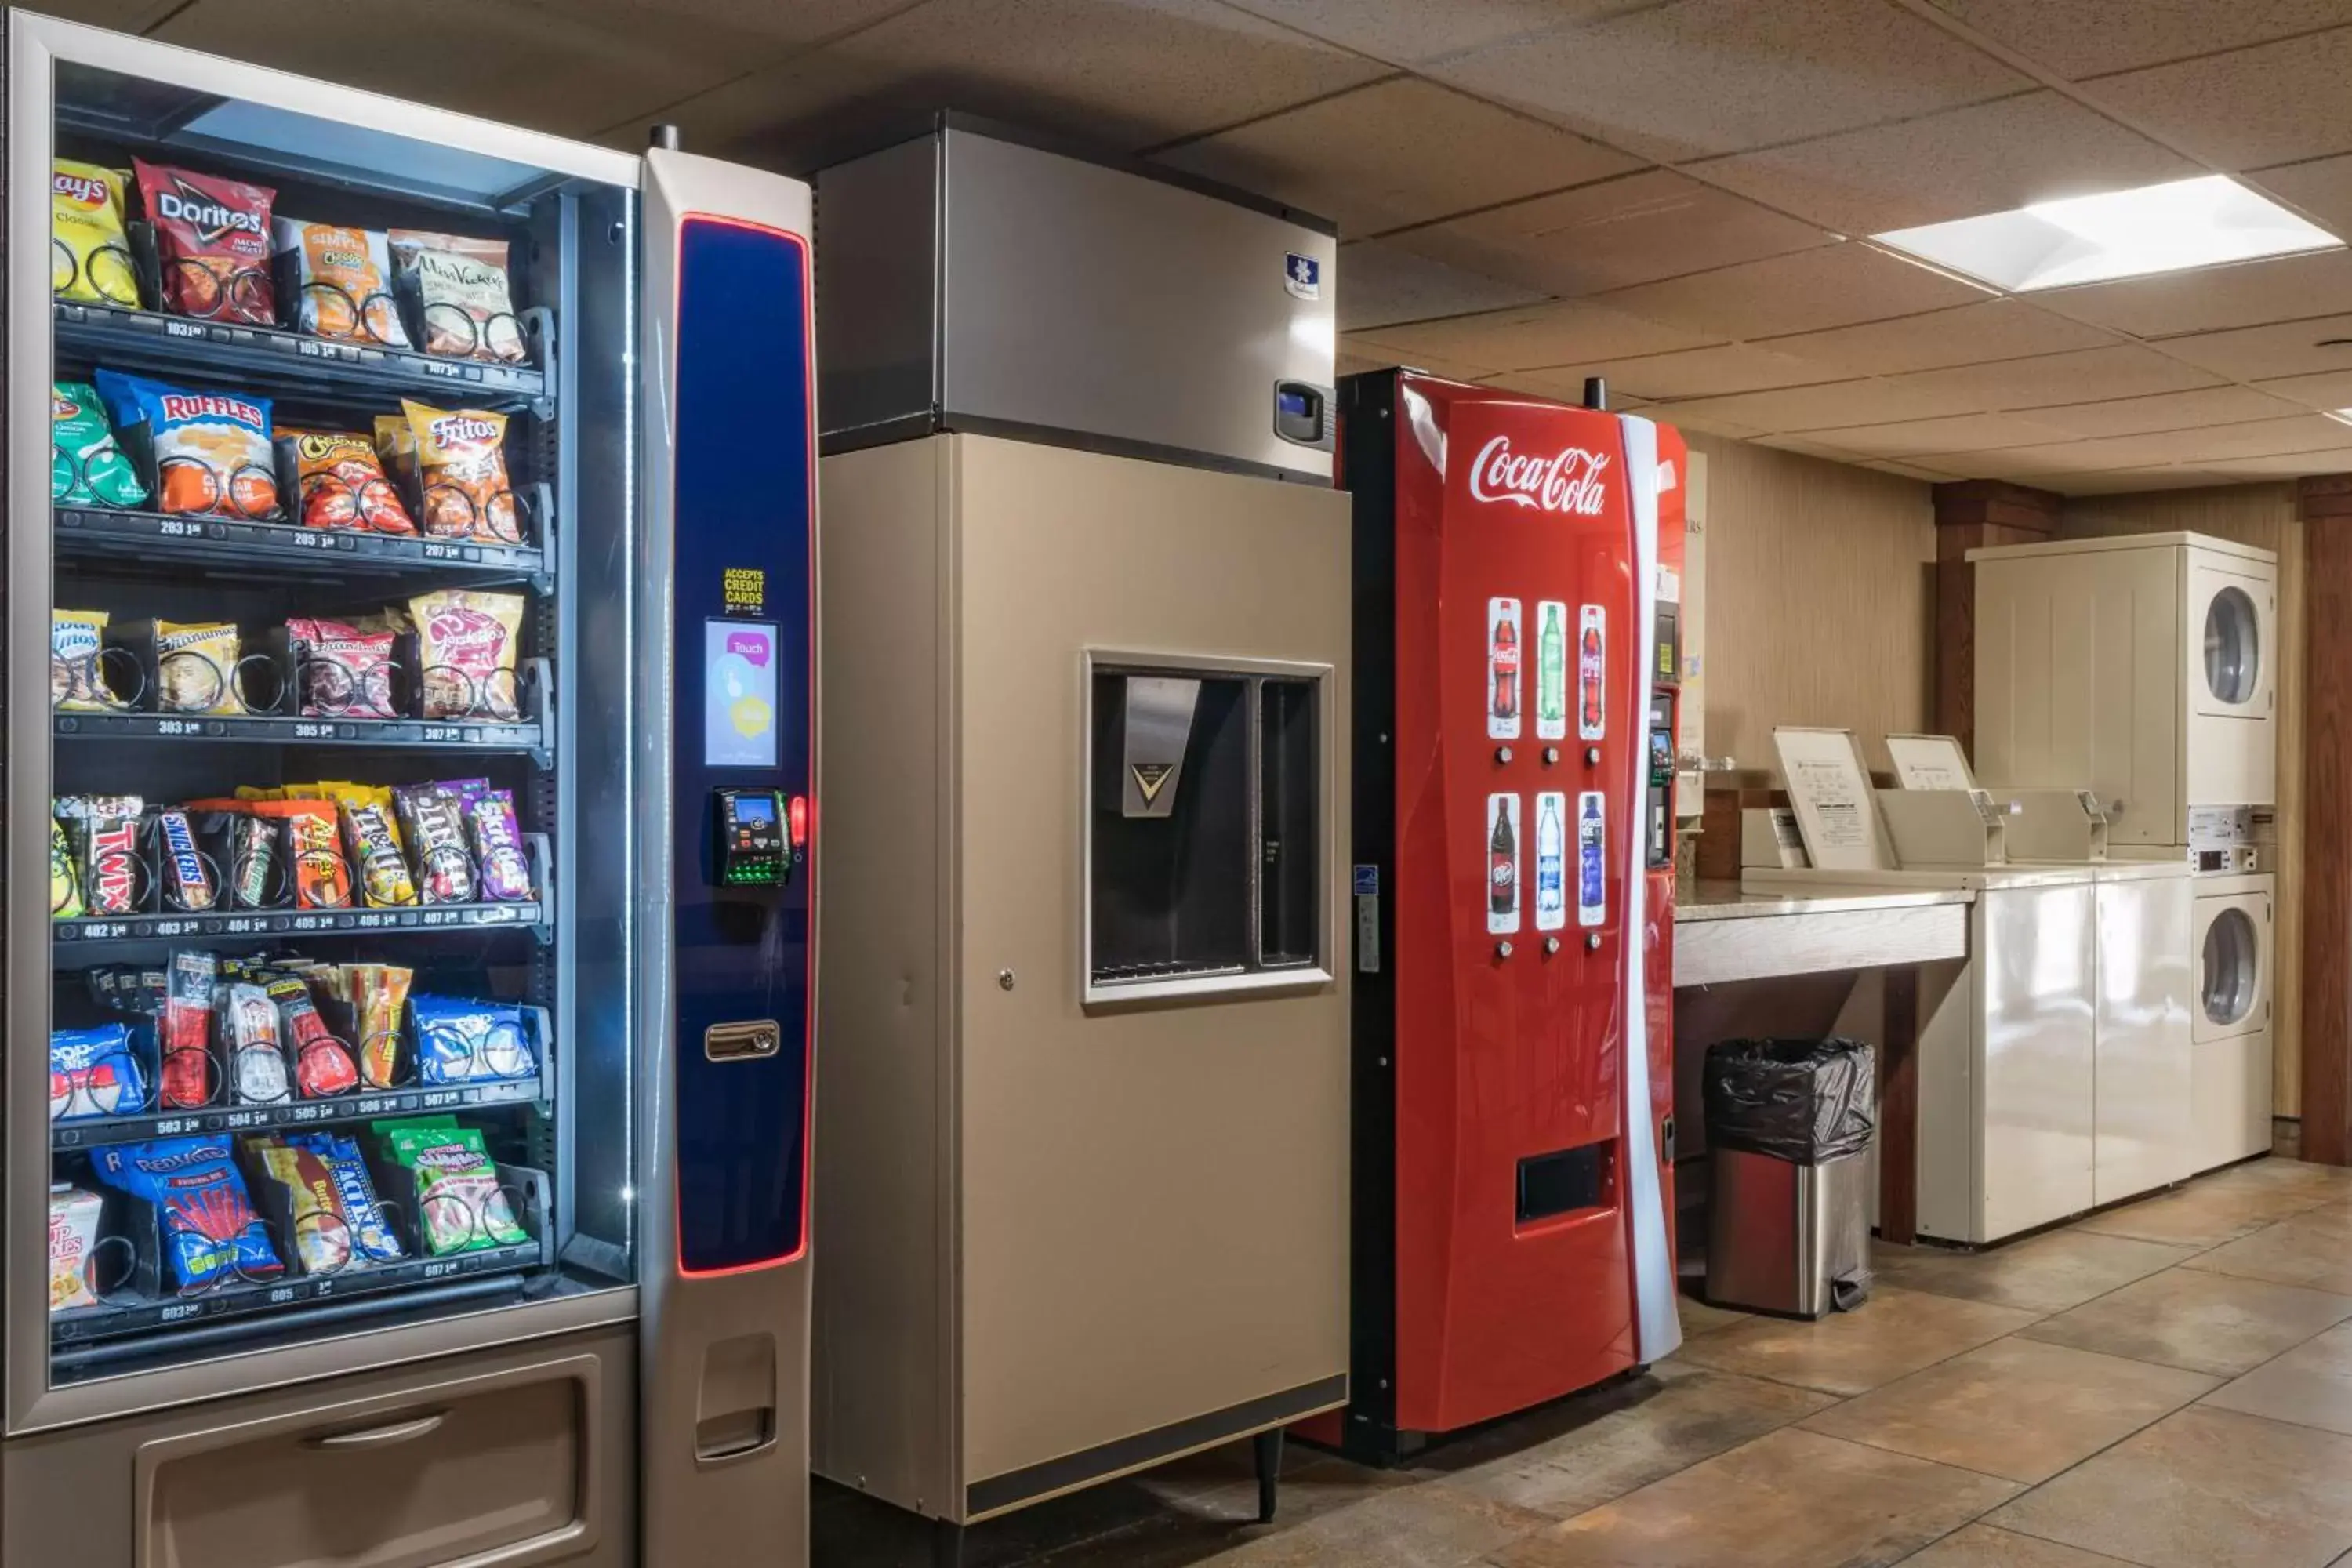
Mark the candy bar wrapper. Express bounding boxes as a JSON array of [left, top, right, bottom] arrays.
[[467, 790, 532, 901], [91, 1136, 281, 1290], [81, 812, 144, 916], [244, 800, 350, 909], [49, 1186, 105, 1312], [266, 975, 358, 1098], [347, 964, 412, 1089], [150, 808, 217, 913], [286, 1131, 402, 1262], [159, 950, 216, 1111], [394, 783, 476, 904], [49, 1023, 145, 1121], [50, 818, 82, 919], [223, 982, 290, 1105], [199, 811, 281, 910], [338, 797, 415, 908]]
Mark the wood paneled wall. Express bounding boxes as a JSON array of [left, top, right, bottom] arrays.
[[2059, 483, 2307, 1117], [1682, 433, 1936, 769]]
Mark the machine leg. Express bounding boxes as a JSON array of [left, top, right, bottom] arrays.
[[931, 1518, 965, 1568], [1254, 1428, 1284, 1523]]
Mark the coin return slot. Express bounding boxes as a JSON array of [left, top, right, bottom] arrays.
[[705, 1021, 781, 1062]]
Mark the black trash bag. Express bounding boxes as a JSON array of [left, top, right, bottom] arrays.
[[1702, 1036, 1875, 1165]]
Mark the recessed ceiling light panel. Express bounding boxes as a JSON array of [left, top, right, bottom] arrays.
[[1874, 176, 2339, 292]]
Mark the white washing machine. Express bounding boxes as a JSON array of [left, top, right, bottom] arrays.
[[1970, 532, 2276, 860], [2190, 872, 2275, 1170]]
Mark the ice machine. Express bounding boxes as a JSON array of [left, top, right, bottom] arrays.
[[7, 13, 817, 1565], [1317, 369, 1682, 1463]]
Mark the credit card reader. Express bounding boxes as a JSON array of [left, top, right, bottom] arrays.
[[713, 787, 790, 887]]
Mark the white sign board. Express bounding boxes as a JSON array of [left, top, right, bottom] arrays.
[[1773, 726, 1894, 872]]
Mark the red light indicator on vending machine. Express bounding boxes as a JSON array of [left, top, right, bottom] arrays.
[[789, 793, 809, 848]]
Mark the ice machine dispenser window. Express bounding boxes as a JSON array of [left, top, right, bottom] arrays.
[[34, 56, 641, 1389]]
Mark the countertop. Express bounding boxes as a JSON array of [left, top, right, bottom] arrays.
[[1676, 879, 1976, 923]]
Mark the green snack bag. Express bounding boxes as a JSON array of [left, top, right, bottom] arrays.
[[388, 1123, 526, 1254], [50, 818, 82, 918], [51, 381, 147, 510]]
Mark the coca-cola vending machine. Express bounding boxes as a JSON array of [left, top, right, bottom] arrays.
[[1320, 368, 1682, 1463]]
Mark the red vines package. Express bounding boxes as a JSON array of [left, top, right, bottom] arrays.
[[134, 160, 276, 325], [159, 951, 216, 1111]]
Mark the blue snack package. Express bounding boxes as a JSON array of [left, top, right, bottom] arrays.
[[89, 1136, 281, 1290], [49, 1022, 147, 1121], [92, 368, 280, 520], [411, 993, 534, 1084], [285, 1131, 405, 1264]]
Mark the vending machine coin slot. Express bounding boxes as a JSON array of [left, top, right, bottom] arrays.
[[712, 788, 790, 887], [1646, 696, 1675, 869]]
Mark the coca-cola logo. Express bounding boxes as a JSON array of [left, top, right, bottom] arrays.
[[1469, 435, 1611, 517], [158, 392, 265, 429], [52, 172, 108, 207]]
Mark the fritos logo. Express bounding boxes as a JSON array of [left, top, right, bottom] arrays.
[[430, 415, 498, 448], [1468, 434, 1612, 517], [52, 171, 107, 207]]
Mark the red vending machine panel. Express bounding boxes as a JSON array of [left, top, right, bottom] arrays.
[[1332, 372, 1679, 1464]]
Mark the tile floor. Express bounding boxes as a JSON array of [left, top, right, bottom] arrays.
[[814, 1155, 2352, 1568]]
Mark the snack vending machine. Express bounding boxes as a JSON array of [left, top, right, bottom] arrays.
[[1327, 369, 1679, 1464], [7, 13, 816, 1565]]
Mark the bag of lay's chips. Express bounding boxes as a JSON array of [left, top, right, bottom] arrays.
[[53, 382, 147, 510], [51, 160, 138, 307], [95, 370, 280, 520], [274, 218, 410, 347]]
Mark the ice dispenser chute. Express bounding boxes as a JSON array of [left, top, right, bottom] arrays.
[[1087, 659, 1330, 998]]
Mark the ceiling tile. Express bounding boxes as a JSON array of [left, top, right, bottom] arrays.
[[2250, 367, 2352, 408], [1646, 406, 1771, 441], [2197, 445, 2352, 477], [666, 0, 1389, 159], [1882, 344, 2223, 412], [2149, 313, 2352, 379], [1479, 371, 1654, 410], [1862, 457, 1969, 481], [1337, 243, 1550, 332], [1976, 414, 2352, 470], [1498, 343, 1850, 401], [1348, 299, 1717, 372], [2249, 153, 2352, 235], [1595, 241, 1991, 341], [1690, 91, 2194, 238], [2029, 248, 2352, 339], [1921, 0, 2352, 79], [1388, 169, 1835, 297], [2024, 384, 2311, 437], [1153, 79, 1639, 235], [2049, 466, 2241, 494], [1337, 340, 1497, 383], [1432, 0, 2027, 162], [2083, 25, 2352, 169], [1653, 376, 1998, 433], [1795, 412, 2078, 456], [156, 0, 782, 138], [1213, 0, 1642, 65], [1757, 299, 2121, 375]]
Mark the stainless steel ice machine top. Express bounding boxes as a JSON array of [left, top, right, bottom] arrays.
[[814, 114, 1338, 483]]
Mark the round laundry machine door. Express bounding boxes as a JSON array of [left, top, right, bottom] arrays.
[[2205, 584, 2261, 706], [2201, 905, 2260, 1030]]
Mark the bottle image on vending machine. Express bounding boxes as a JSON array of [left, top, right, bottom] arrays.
[[1534, 792, 1566, 931], [1536, 601, 1566, 742], [1577, 790, 1606, 927], [1488, 598, 1521, 740], [1487, 793, 1520, 935], [1577, 605, 1606, 742]]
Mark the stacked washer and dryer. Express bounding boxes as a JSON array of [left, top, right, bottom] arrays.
[[1971, 531, 2278, 1174]]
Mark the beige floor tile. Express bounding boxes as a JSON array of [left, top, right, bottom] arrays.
[[1798, 1335, 2216, 1484], [1488, 1427, 2019, 1568], [2187, 1212, 2352, 1295], [1871, 1231, 2199, 1315], [1897, 1523, 2140, 1565], [1988, 1406, 2352, 1568], [1435, 1367, 1834, 1518], [2202, 1320, 2352, 1437], [1673, 1286, 2038, 1396], [2019, 1266, 2352, 1377], [1176, 1479, 1549, 1567], [1675, 1293, 1752, 1338], [2194, 1158, 2352, 1201], [2072, 1181, 2336, 1249]]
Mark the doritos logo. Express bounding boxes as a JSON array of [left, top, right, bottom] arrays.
[[153, 176, 264, 244]]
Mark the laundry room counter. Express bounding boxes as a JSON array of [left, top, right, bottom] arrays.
[[1673, 880, 1970, 988]]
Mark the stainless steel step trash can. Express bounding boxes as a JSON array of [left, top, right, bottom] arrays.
[[1703, 1037, 1875, 1319]]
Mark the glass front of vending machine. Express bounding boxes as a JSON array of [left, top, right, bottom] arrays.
[[5, 13, 816, 1564]]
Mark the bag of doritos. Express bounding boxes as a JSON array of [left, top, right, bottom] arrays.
[[51, 160, 138, 307], [135, 158, 275, 325], [274, 218, 409, 347]]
